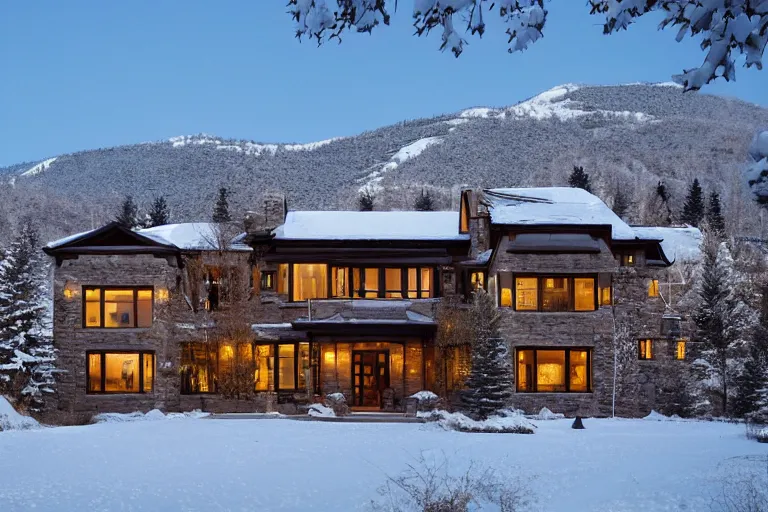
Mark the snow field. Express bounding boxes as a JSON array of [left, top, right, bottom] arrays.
[[0, 417, 765, 511]]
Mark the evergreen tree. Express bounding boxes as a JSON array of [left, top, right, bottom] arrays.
[[414, 189, 435, 211], [568, 165, 592, 193], [358, 189, 375, 211], [0, 222, 55, 410], [681, 179, 706, 227], [115, 196, 140, 229], [706, 191, 726, 237], [147, 196, 170, 227], [461, 289, 513, 420], [692, 240, 754, 416], [213, 187, 231, 223], [611, 186, 631, 220], [733, 285, 768, 419]]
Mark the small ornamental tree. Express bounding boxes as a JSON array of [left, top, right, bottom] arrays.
[[462, 289, 513, 420], [414, 189, 435, 211], [358, 188, 376, 211], [568, 165, 592, 193], [147, 196, 170, 227], [115, 195, 140, 229], [0, 222, 55, 411], [213, 187, 232, 223], [706, 191, 726, 238], [681, 179, 706, 227]]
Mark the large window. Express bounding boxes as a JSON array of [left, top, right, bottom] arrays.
[[516, 348, 591, 393], [500, 275, 597, 312], [83, 287, 153, 328], [293, 264, 329, 301], [87, 352, 154, 393], [180, 342, 310, 394]]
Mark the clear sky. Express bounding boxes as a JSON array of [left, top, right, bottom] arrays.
[[1, 1, 766, 167]]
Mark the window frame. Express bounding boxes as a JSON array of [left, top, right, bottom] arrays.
[[675, 340, 686, 360], [288, 265, 437, 302], [515, 347, 593, 393], [86, 350, 155, 394], [501, 274, 599, 313], [638, 339, 654, 360], [620, 253, 635, 267], [260, 270, 276, 291], [648, 279, 660, 298], [81, 286, 154, 329]]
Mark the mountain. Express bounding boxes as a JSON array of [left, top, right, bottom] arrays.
[[2, 83, 768, 243]]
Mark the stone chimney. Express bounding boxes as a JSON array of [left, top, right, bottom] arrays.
[[244, 193, 287, 235]]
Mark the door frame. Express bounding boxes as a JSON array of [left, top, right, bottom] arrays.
[[351, 349, 390, 407]]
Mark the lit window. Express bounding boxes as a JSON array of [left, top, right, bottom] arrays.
[[260, 271, 275, 291], [385, 268, 403, 298], [648, 279, 660, 298], [292, 264, 328, 301], [181, 343, 216, 394], [574, 278, 596, 312], [469, 271, 485, 291], [278, 344, 295, 389], [82, 287, 153, 328], [277, 264, 288, 294], [516, 348, 591, 393], [514, 277, 536, 310], [638, 340, 653, 360], [420, 268, 433, 298], [600, 287, 612, 306], [332, 267, 350, 297], [541, 278, 569, 312], [459, 193, 470, 234], [621, 254, 635, 266], [255, 344, 274, 391], [445, 344, 472, 391], [676, 340, 686, 360], [87, 352, 154, 393]]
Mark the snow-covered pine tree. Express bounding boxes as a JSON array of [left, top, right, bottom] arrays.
[[0, 222, 55, 411], [733, 284, 768, 419], [461, 288, 513, 420], [568, 165, 592, 193], [358, 189, 375, 211], [681, 179, 705, 227], [115, 196, 140, 229], [705, 191, 726, 237], [692, 239, 755, 416], [414, 189, 435, 211], [611, 186, 631, 221], [213, 187, 232, 223], [148, 196, 170, 227]]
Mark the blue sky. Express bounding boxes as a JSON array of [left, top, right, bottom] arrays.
[[1, 1, 766, 167]]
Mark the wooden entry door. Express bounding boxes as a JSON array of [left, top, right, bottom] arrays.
[[352, 350, 390, 407]]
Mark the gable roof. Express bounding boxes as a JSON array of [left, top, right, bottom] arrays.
[[137, 223, 251, 251], [631, 226, 703, 263], [484, 187, 638, 240], [272, 211, 470, 241]]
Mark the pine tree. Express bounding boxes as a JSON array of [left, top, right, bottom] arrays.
[[692, 240, 754, 416], [461, 289, 513, 420], [115, 196, 139, 229], [568, 165, 592, 193], [0, 222, 55, 410], [706, 191, 726, 237], [213, 187, 231, 223], [611, 186, 631, 220], [681, 179, 705, 227], [414, 189, 435, 211], [732, 285, 768, 419], [147, 196, 170, 227], [358, 189, 375, 211]]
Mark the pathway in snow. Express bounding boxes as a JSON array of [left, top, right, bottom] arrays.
[[0, 418, 765, 511]]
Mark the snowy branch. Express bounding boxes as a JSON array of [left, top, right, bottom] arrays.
[[288, 0, 767, 90]]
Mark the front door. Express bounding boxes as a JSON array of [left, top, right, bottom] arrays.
[[352, 350, 390, 407]]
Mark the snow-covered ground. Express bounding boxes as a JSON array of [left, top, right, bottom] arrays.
[[0, 417, 765, 511]]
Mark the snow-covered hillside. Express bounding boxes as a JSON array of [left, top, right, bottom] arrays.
[[2, 83, 767, 231]]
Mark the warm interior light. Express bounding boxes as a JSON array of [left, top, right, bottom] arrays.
[[63, 288, 73, 299], [324, 350, 335, 364], [156, 288, 169, 302]]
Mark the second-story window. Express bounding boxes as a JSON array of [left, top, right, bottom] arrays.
[[638, 340, 653, 360], [621, 254, 635, 266], [83, 287, 153, 328], [499, 275, 597, 312], [293, 264, 328, 301], [648, 279, 660, 297]]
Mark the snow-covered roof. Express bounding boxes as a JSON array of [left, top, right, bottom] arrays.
[[484, 187, 638, 240], [273, 211, 469, 241], [137, 223, 251, 251], [631, 226, 703, 263], [45, 228, 100, 249]]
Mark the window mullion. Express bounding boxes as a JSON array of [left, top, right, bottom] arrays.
[[100, 289, 105, 328], [532, 350, 538, 392], [139, 352, 145, 393], [100, 353, 106, 393], [565, 350, 570, 392]]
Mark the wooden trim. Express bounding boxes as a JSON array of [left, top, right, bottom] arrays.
[[81, 286, 154, 329]]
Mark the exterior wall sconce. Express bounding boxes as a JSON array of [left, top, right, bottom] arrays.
[[156, 288, 170, 302], [63, 282, 80, 300]]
